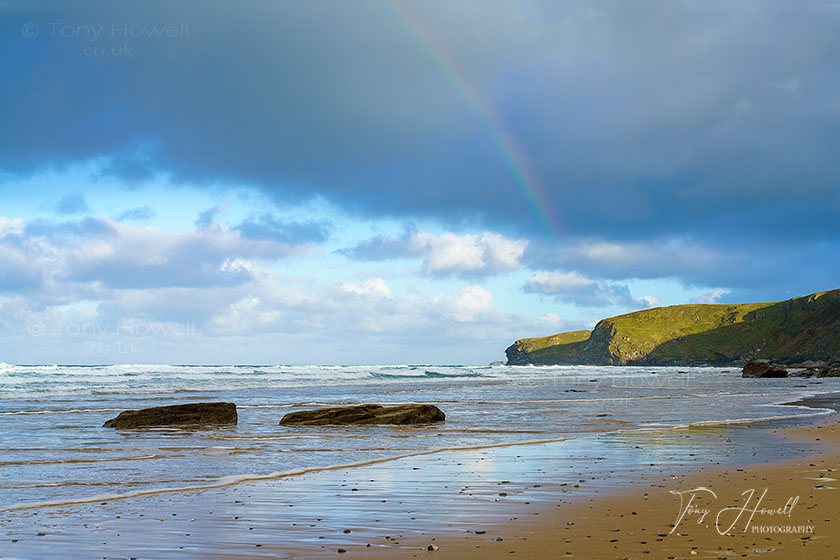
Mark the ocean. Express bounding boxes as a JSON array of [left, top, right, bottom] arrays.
[[1, 363, 837, 515]]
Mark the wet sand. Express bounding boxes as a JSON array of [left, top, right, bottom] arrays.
[[3, 412, 836, 559], [358, 418, 840, 559]]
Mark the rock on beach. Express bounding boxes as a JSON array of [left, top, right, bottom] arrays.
[[279, 404, 445, 426], [741, 360, 789, 378], [103, 402, 238, 429]]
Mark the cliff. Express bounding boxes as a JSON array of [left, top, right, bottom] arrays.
[[505, 289, 840, 366]]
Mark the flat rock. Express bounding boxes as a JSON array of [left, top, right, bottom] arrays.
[[103, 402, 237, 429], [742, 361, 788, 378], [279, 404, 445, 426]]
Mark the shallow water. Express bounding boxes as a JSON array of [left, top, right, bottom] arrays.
[[0, 422, 820, 559], [1, 363, 837, 512]]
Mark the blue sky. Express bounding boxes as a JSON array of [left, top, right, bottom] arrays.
[[1, 0, 838, 364]]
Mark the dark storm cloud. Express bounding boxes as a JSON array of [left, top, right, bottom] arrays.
[[2, 0, 839, 292], [98, 143, 159, 183]]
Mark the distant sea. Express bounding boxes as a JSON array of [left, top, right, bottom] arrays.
[[2, 363, 838, 512]]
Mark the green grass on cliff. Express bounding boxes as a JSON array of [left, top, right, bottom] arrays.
[[507, 289, 840, 365], [602, 301, 771, 362], [638, 290, 840, 364], [507, 330, 591, 365], [512, 330, 591, 354]]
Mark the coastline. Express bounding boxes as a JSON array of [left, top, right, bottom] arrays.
[[359, 416, 840, 559], [4, 397, 838, 559], [357, 395, 840, 559]]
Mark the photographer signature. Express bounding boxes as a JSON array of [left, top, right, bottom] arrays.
[[670, 487, 799, 535]]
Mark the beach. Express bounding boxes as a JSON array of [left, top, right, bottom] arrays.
[[359, 418, 840, 559], [3, 414, 837, 559], [5, 1, 840, 557], [2, 365, 839, 559]]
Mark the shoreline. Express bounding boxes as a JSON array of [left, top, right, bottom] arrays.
[[3, 402, 838, 559], [9, 396, 832, 516], [350, 396, 840, 559], [357, 415, 840, 559]]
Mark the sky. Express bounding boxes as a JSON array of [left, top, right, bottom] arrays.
[[1, 0, 838, 365]]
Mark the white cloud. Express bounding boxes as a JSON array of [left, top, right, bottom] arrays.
[[524, 270, 594, 292], [209, 295, 285, 332], [416, 230, 527, 275], [0, 240, 594, 364], [341, 278, 392, 298], [207, 277, 515, 344], [344, 228, 527, 277], [432, 285, 494, 323], [474, 232, 529, 271], [0, 216, 316, 293], [634, 294, 662, 308], [411, 231, 485, 274], [3, 213, 667, 364], [0, 217, 24, 238], [524, 269, 659, 310], [691, 289, 727, 304]]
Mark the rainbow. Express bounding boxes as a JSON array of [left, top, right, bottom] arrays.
[[384, 0, 558, 236]]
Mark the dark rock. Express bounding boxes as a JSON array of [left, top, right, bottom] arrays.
[[791, 365, 840, 377], [279, 404, 445, 426], [103, 402, 237, 429], [742, 361, 788, 378], [815, 367, 840, 378]]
